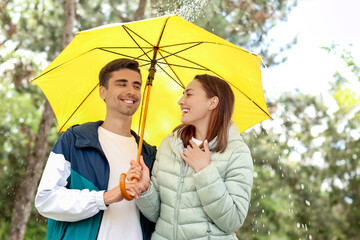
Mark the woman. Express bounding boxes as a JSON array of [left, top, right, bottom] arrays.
[[129, 74, 253, 239]]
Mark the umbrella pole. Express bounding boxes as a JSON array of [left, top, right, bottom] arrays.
[[120, 59, 157, 201]]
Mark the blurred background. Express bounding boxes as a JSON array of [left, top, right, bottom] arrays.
[[1, 0, 359, 239]]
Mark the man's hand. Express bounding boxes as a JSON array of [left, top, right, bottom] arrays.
[[127, 156, 150, 193], [181, 139, 210, 173], [103, 181, 141, 205]]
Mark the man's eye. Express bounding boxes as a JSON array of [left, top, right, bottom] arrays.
[[134, 85, 141, 90]]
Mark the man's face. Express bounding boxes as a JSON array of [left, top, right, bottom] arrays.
[[100, 69, 142, 117]]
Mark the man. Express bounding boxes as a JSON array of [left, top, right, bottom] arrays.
[[35, 58, 156, 240]]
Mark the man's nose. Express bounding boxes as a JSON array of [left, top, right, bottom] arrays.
[[126, 86, 136, 96]]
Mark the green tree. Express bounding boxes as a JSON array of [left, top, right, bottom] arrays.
[[239, 45, 360, 239]]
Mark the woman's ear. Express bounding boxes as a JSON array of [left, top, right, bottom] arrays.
[[208, 96, 219, 110]]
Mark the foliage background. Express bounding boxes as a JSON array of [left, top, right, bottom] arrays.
[[0, 0, 359, 239]]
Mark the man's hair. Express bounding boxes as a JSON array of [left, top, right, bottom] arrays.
[[174, 74, 235, 153], [99, 58, 141, 87]]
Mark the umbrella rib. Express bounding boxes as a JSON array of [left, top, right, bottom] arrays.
[[155, 16, 171, 47], [161, 41, 260, 58], [31, 49, 100, 81], [226, 81, 272, 119], [59, 83, 99, 131], [156, 61, 208, 71], [135, 49, 155, 62], [122, 26, 155, 48], [157, 42, 203, 63], [156, 55, 185, 88], [122, 25, 153, 62], [158, 48, 214, 72], [99, 48, 152, 63], [100, 46, 153, 49], [98, 48, 157, 68]]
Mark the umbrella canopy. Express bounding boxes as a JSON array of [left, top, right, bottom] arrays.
[[31, 14, 271, 147]]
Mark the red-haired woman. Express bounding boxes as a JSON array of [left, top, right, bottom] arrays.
[[129, 74, 253, 239]]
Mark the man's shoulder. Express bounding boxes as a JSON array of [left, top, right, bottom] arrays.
[[56, 121, 103, 148], [69, 121, 103, 133]]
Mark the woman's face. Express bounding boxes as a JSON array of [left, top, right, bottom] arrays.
[[178, 79, 213, 127]]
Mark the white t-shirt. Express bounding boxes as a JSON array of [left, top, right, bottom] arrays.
[[97, 127, 142, 240]]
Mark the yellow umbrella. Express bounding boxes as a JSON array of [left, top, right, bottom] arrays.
[[31, 15, 272, 200]]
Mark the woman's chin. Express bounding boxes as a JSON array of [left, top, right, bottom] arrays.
[[180, 118, 189, 125]]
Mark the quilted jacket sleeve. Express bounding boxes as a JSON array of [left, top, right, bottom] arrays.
[[135, 152, 161, 223], [193, 141, 253, 233]]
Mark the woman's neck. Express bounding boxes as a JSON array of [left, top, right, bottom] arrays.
[[194, 124, 208, 141]]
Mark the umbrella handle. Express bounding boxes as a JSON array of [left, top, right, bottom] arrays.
[[119, 82, 153, 201], [120, 173, 136, 201], [120, 150, 141, 201]]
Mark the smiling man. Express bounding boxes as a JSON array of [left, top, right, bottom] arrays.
[[35, 58, 156, 240]]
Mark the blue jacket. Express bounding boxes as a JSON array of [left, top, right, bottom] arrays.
[[35, 121, 156, 240]]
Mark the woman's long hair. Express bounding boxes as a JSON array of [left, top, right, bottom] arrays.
[[174, 74, 235, 153]]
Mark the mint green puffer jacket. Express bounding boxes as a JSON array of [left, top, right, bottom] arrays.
[[136, 122, 253, 240]]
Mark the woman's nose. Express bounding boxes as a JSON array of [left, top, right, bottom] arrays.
[[178, 95, 184, 105]]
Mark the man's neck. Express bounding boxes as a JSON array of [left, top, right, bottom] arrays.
[[101, 117, 132, 137]]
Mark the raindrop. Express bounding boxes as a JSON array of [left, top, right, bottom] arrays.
[[297, 223, 300, 228], [301, 184, 305, 189], [268, 230, 271, 235], [261, 209, 265, 213], [305, 200, 311, 206]]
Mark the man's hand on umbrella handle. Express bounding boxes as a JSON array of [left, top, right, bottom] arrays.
[[127, 159, 142, 182], [104, 181, 141, 205], [127, 156, 150, 193]]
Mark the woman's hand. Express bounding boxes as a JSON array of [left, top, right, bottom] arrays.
[[181, 139, 210, 173], [127, 156, 150, 193]]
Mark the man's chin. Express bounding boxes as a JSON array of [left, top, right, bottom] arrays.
[[119, 107, 139, 117]]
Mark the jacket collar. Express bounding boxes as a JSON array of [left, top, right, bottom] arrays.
[[70, 121, 156, 160], [169, 121, 243, 156]]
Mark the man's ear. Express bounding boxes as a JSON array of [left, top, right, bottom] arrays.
[[208, 96, 219, 110], [99, 85, 106, 101]]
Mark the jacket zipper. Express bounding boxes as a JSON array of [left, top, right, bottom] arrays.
[[173, 160, 188, 240], [206, 220, 211, 240]]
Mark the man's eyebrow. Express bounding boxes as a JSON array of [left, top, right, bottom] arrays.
[[114, 79, 142, 85], [115, 79, 128, 83]]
